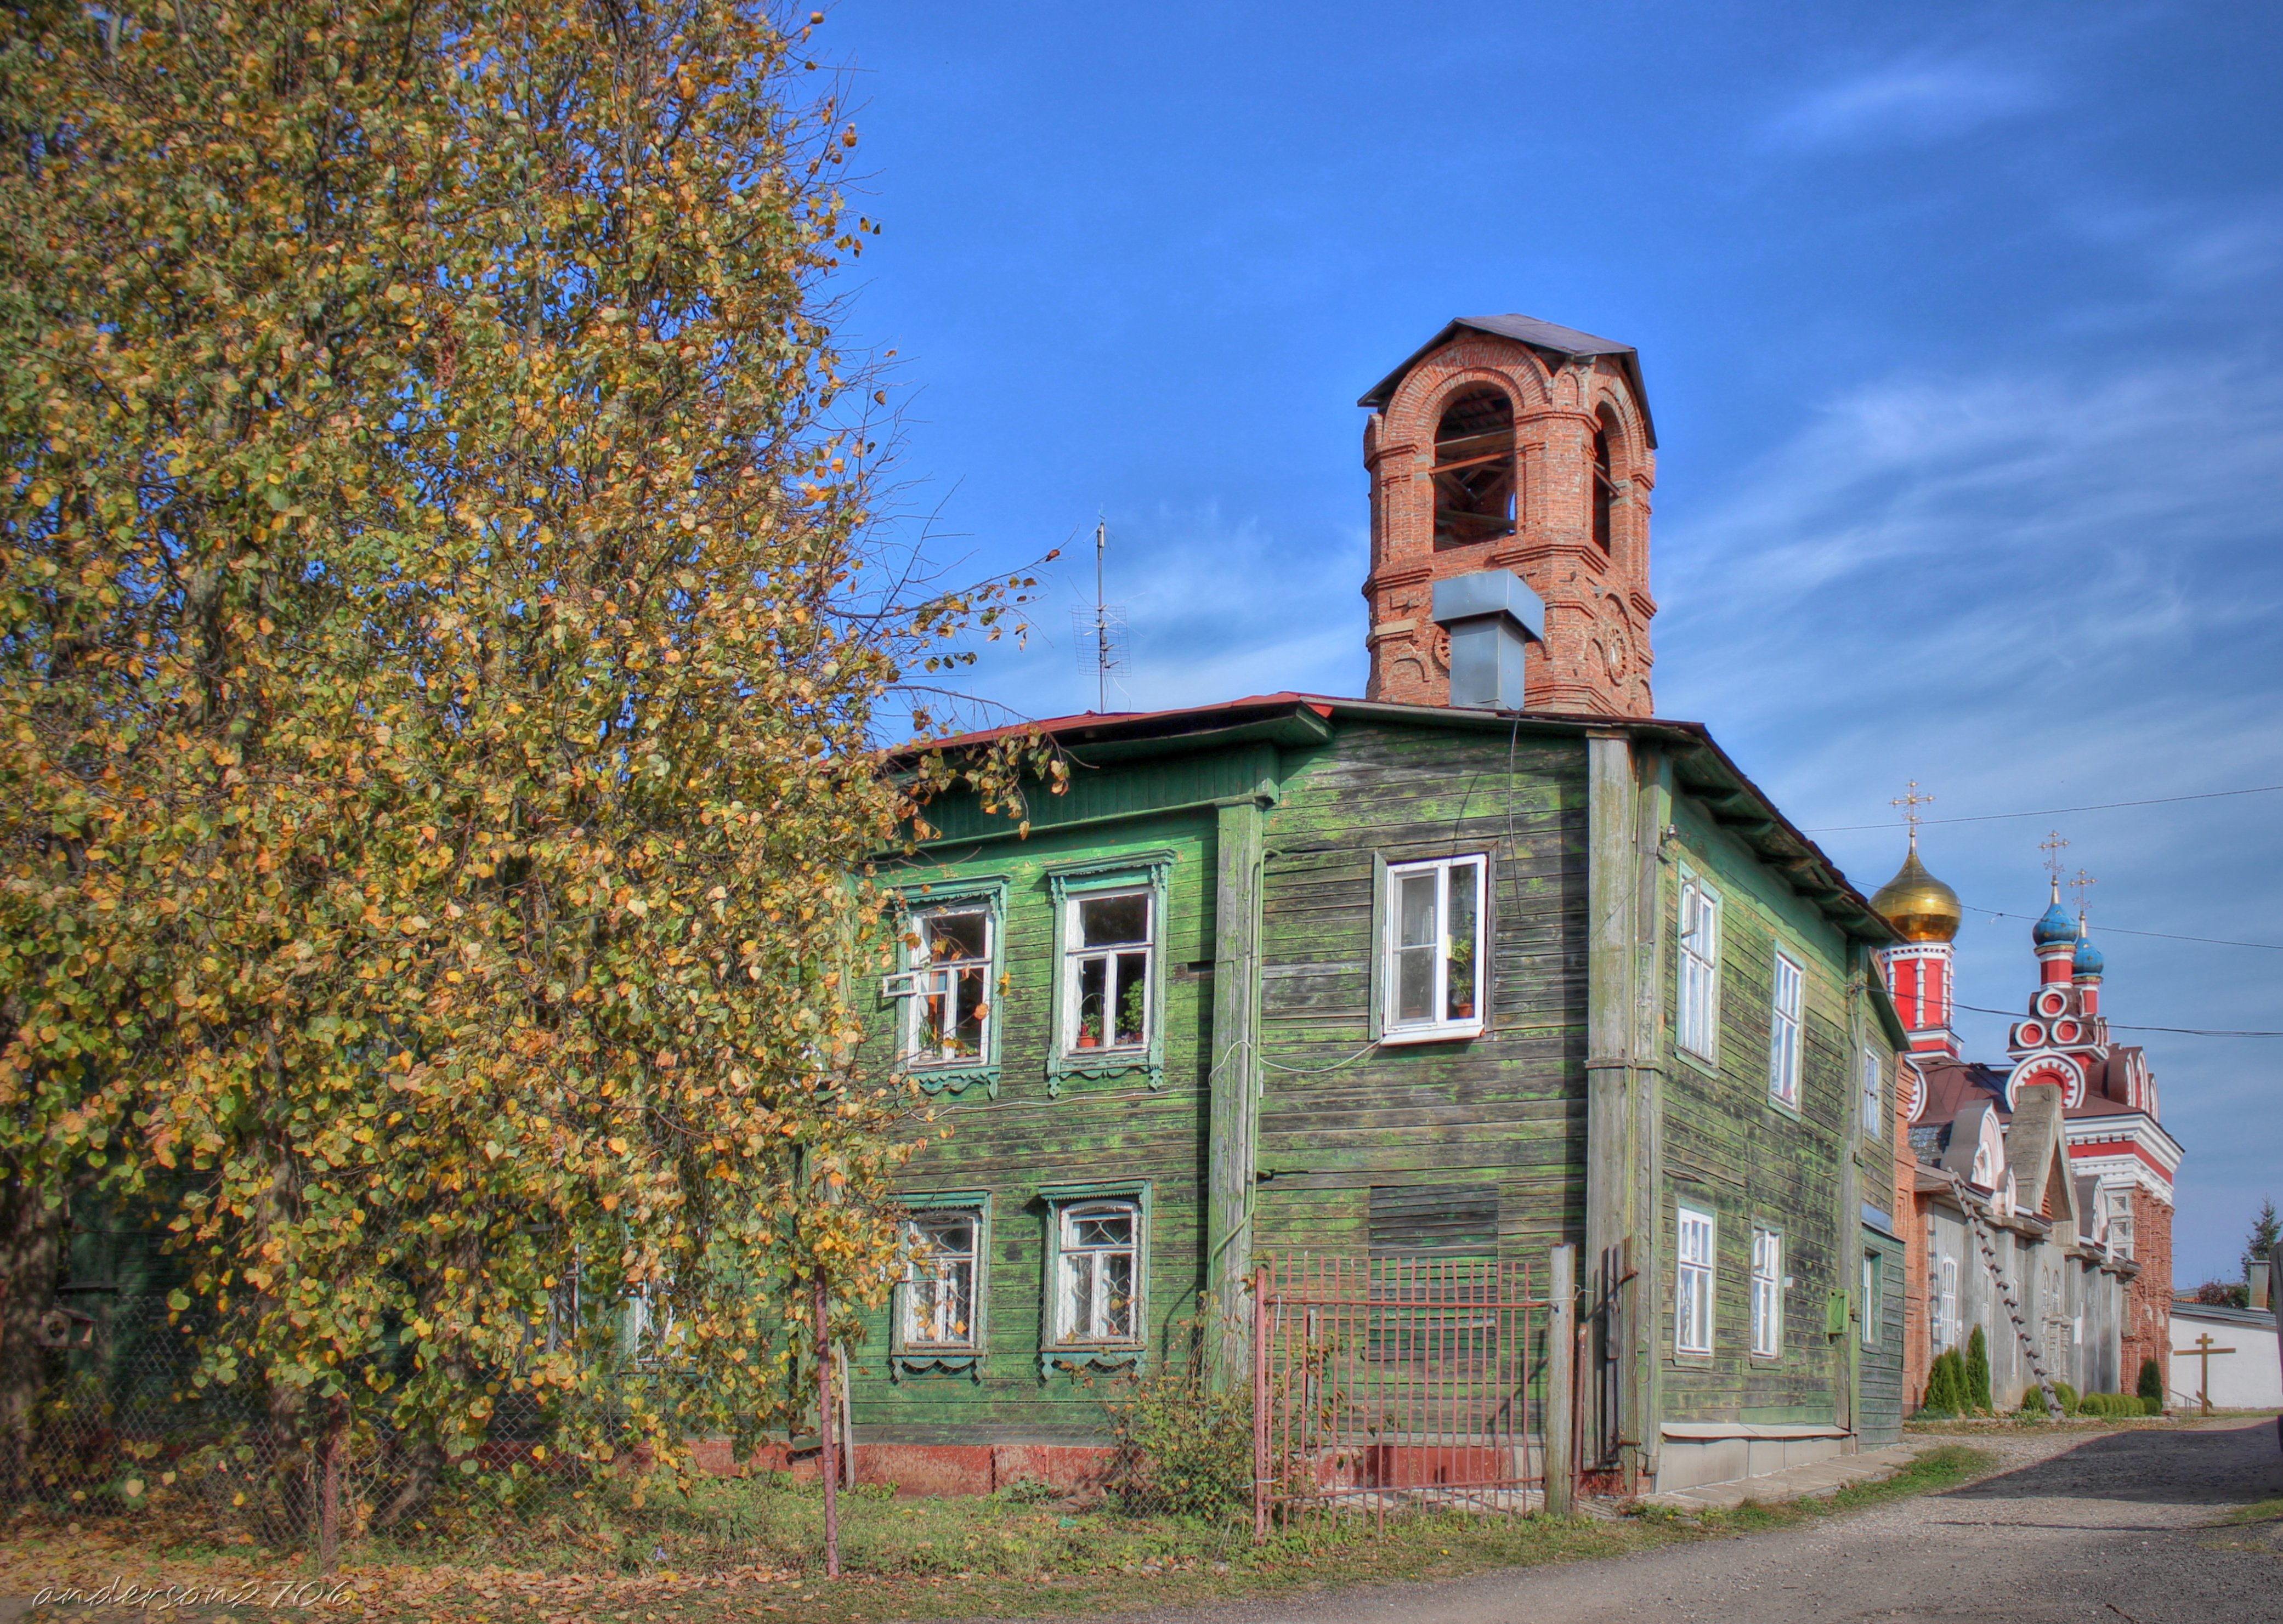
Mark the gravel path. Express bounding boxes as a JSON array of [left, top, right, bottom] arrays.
[[1107, 1419, 2283, 1624]]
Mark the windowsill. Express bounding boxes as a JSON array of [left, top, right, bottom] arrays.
[[1040, 1343, 1145, 1377], [1060, 1046, 1149, 1065], [903, 1063, 999, 1099], [1676, 1044, 1720, 1076], [1671, 1351, 1715, 1368], [1748, 1351, 1784, 1365], [1765, 1092, 1804, 1122], [1379, 1020, 1485, 1047], [892, 1349, 982, 1381]]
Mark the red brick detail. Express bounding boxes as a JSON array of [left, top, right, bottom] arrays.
[[1361, 331, 1656, 716], [2117, 1190, 2174, 1396], [684, 1440, 1115, 1499]]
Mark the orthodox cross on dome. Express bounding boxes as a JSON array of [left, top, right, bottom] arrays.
[[1891, 781, 1934, 849], [2070, 867, 2097, 919], [2039, 830, 2071, 896]]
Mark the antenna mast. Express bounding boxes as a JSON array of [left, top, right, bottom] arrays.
[[1074, 516, 1126, 712]]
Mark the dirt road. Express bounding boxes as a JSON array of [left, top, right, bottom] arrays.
[[1114, 1419, 2283, 1624]]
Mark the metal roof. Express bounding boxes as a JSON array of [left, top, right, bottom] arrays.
[[1357, 314, 1658, 448]]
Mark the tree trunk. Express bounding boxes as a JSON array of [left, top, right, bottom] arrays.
[[0, 1177, 64, 1500]]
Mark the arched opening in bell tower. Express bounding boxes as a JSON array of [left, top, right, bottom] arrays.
[[1431, 388, 1517, 550], [1591, 407, 1619, 555]]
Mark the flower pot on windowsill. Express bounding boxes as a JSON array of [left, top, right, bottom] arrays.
[[1076, 1031, 1100, 1049], [1451, 1002, 1474, 1020]]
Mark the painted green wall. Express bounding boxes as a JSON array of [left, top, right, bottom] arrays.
[[1658, 794, 1873, 1427]]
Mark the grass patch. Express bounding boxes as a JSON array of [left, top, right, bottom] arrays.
[[0, 1447, 2001, 1622], [2222, 1496, 2283, 1528]]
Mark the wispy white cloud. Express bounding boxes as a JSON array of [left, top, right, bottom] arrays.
[[1768, 59, 2050, 150], [958, 501, 1370, 721], [1656, 350, 2283, 1284]]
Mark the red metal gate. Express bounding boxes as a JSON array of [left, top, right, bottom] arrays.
[[1250, 1255, 1563, 1536]]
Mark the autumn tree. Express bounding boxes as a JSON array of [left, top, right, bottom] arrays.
[[0, 0, 1043, 1515]]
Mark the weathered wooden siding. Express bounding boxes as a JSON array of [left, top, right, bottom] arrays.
[[850, 813, 1216, 1444], [1859, 1237, 1906, 1444], [1250, 721, 1591, 1267], [1659, 796, 1855, 1426]]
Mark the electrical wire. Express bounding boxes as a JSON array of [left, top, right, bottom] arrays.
[[1961, 905, 2283, 953], [1807, 781, 2283, 834], [1953, 1002, 2283, 1038]]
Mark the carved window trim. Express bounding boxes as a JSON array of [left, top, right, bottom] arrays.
[[1036, 1179, 1152, 1377], [1044, 853, 1175, 1096], [883, 877, 1009, 1100], [891, 1191, 992, 1381]]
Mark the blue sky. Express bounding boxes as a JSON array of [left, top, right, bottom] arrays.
[[823, 1, 2283, 1287]]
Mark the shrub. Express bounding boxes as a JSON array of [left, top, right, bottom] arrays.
[[1101, 1313, 1252, 1521], [1917, 1348, 1968, 1417], [2137, 1357, 2164, 1403], [2075, 1392, 2143, 1418], [1964, 1326, 1993, 1413]]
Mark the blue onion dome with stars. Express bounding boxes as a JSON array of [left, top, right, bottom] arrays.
[[2072, 927, 2104, 978], [2033, 893, 2079, 949]]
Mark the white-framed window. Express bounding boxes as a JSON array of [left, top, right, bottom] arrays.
[[1751, 1228, 1783, 1357], [1677, 877, 1721, 1061], [2105, 1188, 2135, 1260], [1935, 1254, 1959, 1353], [902, 1208, 981, 1349], [1862, 1251, 1880, 1348], [1060, 888, 1153, 1055], [1861, 1046, 1885, 1138], [904, 905, 995, 1066], [1675, 1206, 1715, 1356], [1054, 1200, 1140, 1343], [1380, 854, 1488, 1043], [1768, 951, 1803, 1108]]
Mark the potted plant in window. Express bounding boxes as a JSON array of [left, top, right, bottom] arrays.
[[1077, 1012, 1102, 1049], [1447, 936, 1476, 1020]]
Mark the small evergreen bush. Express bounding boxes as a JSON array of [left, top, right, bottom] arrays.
[[1917, 1348, 1968, 1416], [2137, 1357, 2163, 1404], [1964, 1326, 1993, 1412]]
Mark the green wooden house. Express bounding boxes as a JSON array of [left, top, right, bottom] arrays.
[[851, 696, 1908, 1495], [846, 317, 1910, 1496]]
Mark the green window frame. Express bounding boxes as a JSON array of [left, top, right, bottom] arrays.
[[1035, 1178, 1152, 1376], [1044, 852, 1175, 1096], [891, 1191, 992, 1381], [883, 877, 1008, 1099]]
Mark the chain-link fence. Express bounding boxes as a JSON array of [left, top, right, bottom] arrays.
[[6, 1232, 1566, 1575]]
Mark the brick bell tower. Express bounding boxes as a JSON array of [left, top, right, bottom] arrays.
[[1359, 315, 1657, 716]]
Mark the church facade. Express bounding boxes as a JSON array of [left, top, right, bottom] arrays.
[[1869, 843, 2181, 1410], [848, 317, 1914, 1496]]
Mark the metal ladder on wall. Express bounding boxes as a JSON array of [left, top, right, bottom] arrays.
[[1964, 1206, 2065, 1418]]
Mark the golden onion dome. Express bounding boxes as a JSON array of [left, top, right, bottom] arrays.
[[1871, 843, 1962, 942]]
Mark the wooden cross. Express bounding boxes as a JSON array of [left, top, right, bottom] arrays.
[[2172, 1331, 2235, 1415], [1891, 781, 1934, 848]]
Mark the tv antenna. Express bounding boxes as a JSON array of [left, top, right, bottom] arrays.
[[1074, 516, 1128, 712]]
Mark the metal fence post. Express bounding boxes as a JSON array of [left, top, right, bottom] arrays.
[[1251, 1263, 1270, 1543], [1546, 1244, 1576, 1517]]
